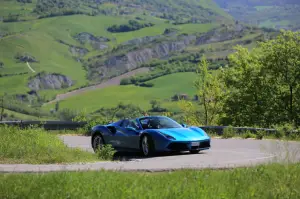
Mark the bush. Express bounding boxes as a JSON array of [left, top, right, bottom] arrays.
[[107, 20, 154, 33], [273, 123, 294, 139], [72, 112, 109, 135], [120, 78, 131, 85], [136, 82, 154, 87], [17, 0, 32, 3], [222, 126, 235, 139], [95, 144, 116, 161], [242, 130, 256, 139], [256, 130, 265, 140]]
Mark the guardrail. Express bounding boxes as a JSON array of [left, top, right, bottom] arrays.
[[199, 126, 277, 135], [0, 120, 277, 135], [0, 120, 87, 130]]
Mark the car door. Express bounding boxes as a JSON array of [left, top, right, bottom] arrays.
[[102, 125, 123, 148], [108, 119, 132, 149], [118, 119, 141, 150]]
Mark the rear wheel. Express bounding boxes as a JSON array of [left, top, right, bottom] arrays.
[[92, 134, 104, 153], [140, 135, 155, 157]]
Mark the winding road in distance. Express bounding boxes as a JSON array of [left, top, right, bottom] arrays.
[[1, 136, 299, 173], [45, 67, 149, 105]]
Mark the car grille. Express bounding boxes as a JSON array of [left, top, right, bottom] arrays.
[[199, 140, 210, 148], [167, 143, 189, 151], [167, 140, 210, 151]]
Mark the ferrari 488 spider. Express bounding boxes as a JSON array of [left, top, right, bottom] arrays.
[[90, 116, 211, 157]]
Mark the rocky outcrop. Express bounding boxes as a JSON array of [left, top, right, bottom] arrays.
[[195, 24, 246, 45], [121, 35, 163, 46], [90, 42, 108, 50], [57, 40, 89, 57], [28, 72, 73, 90], [69, 46, 89, 57], [88, 35, 196, 79], [73, 32, 109, 50], [15, 53, 38, 63]]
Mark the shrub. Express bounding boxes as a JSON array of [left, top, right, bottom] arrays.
[[256, 130, 265, 140], [107, 20, 154, 33], [136, 82, 154, 87], [95, 144, 116, 161], [222, 126, 235, 139], [273, 123, 294, 139], [242, 130, 256, 139], [120, 78, 132, 85]]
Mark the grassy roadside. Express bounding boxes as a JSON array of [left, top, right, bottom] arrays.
[[0, 125, 99, 164], [1, 163, 299, 199]]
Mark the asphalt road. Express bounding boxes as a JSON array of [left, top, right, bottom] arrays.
[[1, 136, 300, 173]]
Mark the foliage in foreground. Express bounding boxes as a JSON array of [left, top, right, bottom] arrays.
[[0, 125, 99, 164], [1, 163, 300, 199]]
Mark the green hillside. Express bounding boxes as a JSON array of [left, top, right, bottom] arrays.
[[44, 72, 199, 113], [0, 0, 280, 120]]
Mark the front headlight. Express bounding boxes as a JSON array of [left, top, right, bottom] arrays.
[[202, 130, 208, 137], [160, 132, 176, 140]]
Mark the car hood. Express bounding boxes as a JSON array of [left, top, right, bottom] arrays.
[[157, 127, 209, 141]]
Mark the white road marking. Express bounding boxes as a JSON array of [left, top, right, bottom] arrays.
[[26, 62, 35, 73]]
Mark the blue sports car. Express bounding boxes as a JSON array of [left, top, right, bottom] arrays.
[[90, 116, 211, 157]]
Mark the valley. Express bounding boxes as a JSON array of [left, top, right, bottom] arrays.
[[0, 0, 296, 122]]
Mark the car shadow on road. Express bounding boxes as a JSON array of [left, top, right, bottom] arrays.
[[113, 151, 207, 161]]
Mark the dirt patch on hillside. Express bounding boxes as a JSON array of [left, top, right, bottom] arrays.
[[46, 67, 149, 104]]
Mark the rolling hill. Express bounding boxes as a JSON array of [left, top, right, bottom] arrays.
[[214, 0, 300, 30], [0, 0, 281, 120]]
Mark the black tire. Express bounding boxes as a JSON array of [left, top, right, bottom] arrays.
[[140, 135, 155, 157], [190, 150, 200, 154], [92, 134, 104, 153]]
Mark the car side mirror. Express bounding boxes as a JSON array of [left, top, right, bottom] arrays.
[[181, 123, 187, 128]]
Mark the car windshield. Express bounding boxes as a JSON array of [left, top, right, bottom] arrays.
[[139, 117, 183, 129]]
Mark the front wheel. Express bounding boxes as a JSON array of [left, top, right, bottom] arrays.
[[140, 135, 155, 157], [92, 134, 104, 153]]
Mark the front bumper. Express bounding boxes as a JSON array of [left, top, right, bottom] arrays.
[[166, 139, 211, 151]]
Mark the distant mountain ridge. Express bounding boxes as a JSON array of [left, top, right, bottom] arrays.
[[213, 0, 300, 30]]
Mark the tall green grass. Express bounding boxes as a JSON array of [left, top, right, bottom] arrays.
[[1, 163, 300, 199], [0, 125, 98, 164]]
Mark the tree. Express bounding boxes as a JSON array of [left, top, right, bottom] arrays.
[[149, 100, 167, 112], [0, 95, 4, 121], [55, 101, 59, 112], [259, 30, 300, 125], [221, 30, 300, 127], [194, 56, 226, 125]]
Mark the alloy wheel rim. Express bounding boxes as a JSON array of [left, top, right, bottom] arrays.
[[94, 136, 103, 151], [142, 136, 149, 155]]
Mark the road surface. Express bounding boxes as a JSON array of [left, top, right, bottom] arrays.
[[1, 136, 299, 173]]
